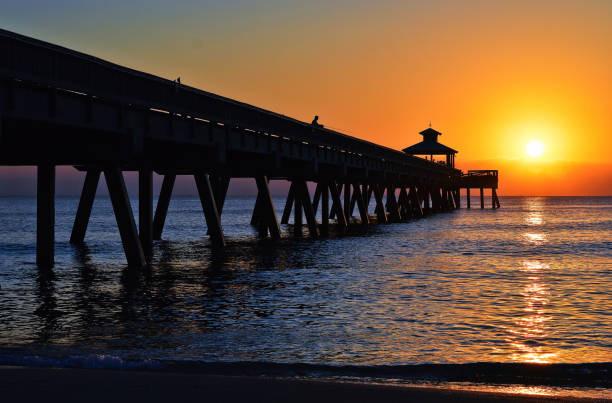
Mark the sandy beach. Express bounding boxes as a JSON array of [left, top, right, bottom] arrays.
[[1, 366, 607, 403]]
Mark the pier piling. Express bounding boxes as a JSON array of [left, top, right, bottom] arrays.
[[466, 188, 471, 209], [70, 170, 100, 244], [480, 187, 485, 209], [36, 164, 55, 268], [152, 174, 175, 240], [105, 167, 146, 267], [139, 167, 154, 259], [194, 173, 225, 247]]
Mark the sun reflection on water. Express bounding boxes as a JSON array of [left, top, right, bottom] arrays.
[[523, 233, 547, 244], [506, 260, 557, 364], [525, 212, 543, 226]]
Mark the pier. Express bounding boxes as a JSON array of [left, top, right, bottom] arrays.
[[0, 29, 499, 268]]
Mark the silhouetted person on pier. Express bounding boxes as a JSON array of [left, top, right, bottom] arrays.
[[173, 77, 181, 93], [311, 115, 324, 129]]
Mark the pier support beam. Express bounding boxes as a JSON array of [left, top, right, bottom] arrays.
[[37, 164, 55, 268], [431, 187, 442, 212], [293, 183, 302, 235], [344, 183, 351, 221], [373, 184, 387, 223], [250, 186, 265, 226], [480, 187, 484, 209], [254, 176, 281, 239], [194, 172, 225, 246], [70, 169, 100, 244], [321, 182, 330, 232], [211, 176, 230, 216], [365, 184, 373, 211], [281, 182, 295, 225], [329, 181, 347, 230], [409, 186, 424, 217], [329, 182, 342, 221], [153, 174, 175, 240], [295, 180, 318, 238], [104, 167, 146, 267], [139, 167, 153, 259], [386, 185, 401, 222], [466, 188, 471, 209], [353, 183, 370, 226], [312, 182, 322, 215], [208, 176, 230, 235], [492, 188, 500, 209], [449, 189, 457, 209], [421, 187, 430, 215], [398, 187, 410, 220]]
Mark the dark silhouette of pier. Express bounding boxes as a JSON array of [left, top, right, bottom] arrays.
[[0, 29, 499, 268]]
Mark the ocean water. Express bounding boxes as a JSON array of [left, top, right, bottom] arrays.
[[0, 196, 610, 395]]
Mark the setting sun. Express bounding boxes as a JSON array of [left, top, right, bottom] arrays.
[[526, 140, 545, 158]]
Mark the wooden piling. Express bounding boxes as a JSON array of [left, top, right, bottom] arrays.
[[409, 186, 424, 217], [448, 189, 457, 209], [386, 185, 401, 222], [139, 167, 153, 259], [70, 169, 100, 244], [466, 188, 471, 209], [421, 187, 431, 214], [152, 174, 175, 240], [344, 182, 351, 220], [250, 187, 264, 226], [398, 187, 410, 219], [480, 187, 484, 209], [211, 176, 230, 216], [349, 190, 358, 218], [492, 188, 500, 209], [373, 184, 388, 223], [104, 167, 146, 267], [255, 176, 281, 239], [293, 182, 302, 235], [329, 182, 342, 220], [281, 182, 295, 225], [296, 180, 319, 237], [364, 184, 372, 211], [37, 164, 55, 268], [321, 182, 330, 232], [431, 187, 442, 212], [312, 182, 322, 215], [207, 176, 229, 235], [194, 172, 225, 246], [353, 183, 370, 225], [328, 181, 347, 230]]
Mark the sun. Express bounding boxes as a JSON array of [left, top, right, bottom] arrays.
[[526, 140, 545, 158]]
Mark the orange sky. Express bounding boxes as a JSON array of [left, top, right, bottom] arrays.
[[1, 0, 611, 195]]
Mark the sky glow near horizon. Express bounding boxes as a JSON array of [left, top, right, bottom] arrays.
[[1, 0, 610, 195]]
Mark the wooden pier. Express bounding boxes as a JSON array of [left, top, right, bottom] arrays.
[[460, 170, 500, 209], [0, 29, 499, 268]]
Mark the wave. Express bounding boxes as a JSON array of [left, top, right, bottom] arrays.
[[0, 351, 609, 389]]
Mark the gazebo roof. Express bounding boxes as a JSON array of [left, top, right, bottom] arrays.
[[402, 140, 458, 155], [419, 127, 442, 136]]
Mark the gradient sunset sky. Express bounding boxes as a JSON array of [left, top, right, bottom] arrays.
[[1, 0, 610, 195]]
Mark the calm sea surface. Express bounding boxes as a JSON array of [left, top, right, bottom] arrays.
[[0, 196, 610, 393]]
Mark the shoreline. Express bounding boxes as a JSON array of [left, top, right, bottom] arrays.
[[1, 366, 609, 402]]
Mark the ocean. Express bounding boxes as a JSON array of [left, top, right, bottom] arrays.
[[0, 196, 610, 398]]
